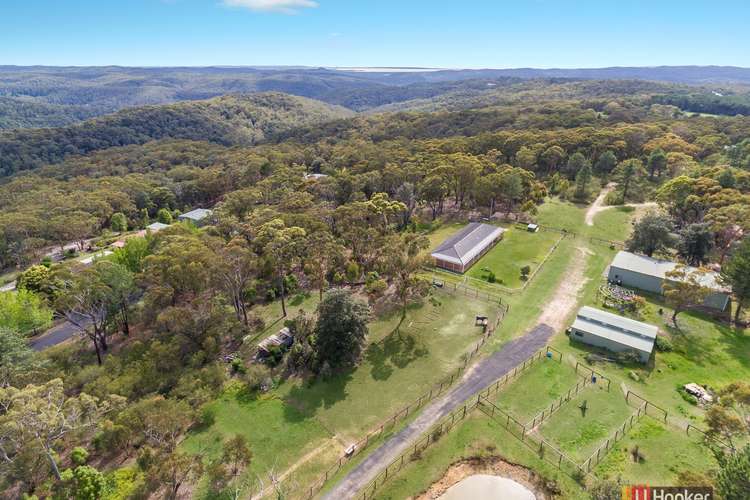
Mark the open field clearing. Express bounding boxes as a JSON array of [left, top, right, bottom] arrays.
[[467, 227, 561, 288], [492, 357, 584, 423], [594, 417, 717, 485]]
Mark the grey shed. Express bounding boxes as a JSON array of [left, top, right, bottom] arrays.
[[430, 223, 505, 273], [607, 251, 730, 311], [570, 306, 658, 363]]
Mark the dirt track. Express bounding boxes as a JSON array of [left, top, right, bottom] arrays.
[[585, 183, 657, 226]]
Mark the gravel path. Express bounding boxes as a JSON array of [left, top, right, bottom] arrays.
[[322, 324, 554, 500]]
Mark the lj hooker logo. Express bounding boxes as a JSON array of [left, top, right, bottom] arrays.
[[622, 485, 713, 500]]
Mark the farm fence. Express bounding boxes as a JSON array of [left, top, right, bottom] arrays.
[[300, 301, 509, 499], [582, 402, 647, 472], [354, 344, 560, 499], [525, 376, 590, 430], [624, 390, 733, 451]]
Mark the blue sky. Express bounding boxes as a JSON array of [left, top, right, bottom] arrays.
[[2, 0, 749, 68]]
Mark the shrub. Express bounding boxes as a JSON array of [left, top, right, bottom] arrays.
[[71, 447, 89, 466], [243, 364, 271, 392], [198, 405, 217, 428], [655, 335, 673, 352], [230, 357, 246, 375], [520, 265, 531, 281], [486, 271, 496, 283]]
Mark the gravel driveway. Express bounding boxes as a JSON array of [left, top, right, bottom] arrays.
[[323, 323, 554, 500]]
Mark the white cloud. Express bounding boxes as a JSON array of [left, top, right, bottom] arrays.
[[223, 0, 319, 14]]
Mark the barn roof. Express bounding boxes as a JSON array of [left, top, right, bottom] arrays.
[[610, 251, 727, 292], [572, 306, 658, 354], [179, 208, 213, 222], [430, 223, 504, 266]]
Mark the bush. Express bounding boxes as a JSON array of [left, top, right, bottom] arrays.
[[230, 357, 246, 375], [486, 271, 496, 283], [655, 335, 673, 352], [243, 364, 271, 392], [71, 447, 89, 466], [520, 265, 531, 281], [93, 421, 129, 456], [198, 405, 217, 428]]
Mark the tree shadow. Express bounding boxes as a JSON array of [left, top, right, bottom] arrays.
[[365, 328, 429, 381], [282, 369, 353, 423]]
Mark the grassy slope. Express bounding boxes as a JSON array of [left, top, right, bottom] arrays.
[[277, 293, 495, 441], [493, 359, 585, 423], [467, 227, 560, 288], [182, 291, 496, 498]]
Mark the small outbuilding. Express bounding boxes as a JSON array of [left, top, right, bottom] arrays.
[[569, 306, 658, 363], [146, 222, 170, 232], [178, 208, 214, 226], [607, 251, 730, 311], [527, 223, 539, 233], [431, 223, 505, 273], [256, 327, 294, 358]]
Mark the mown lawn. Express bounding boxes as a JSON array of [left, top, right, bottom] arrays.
[[181, 387, 332, 497], [595, 417, 717, 485], [538, 383, 633, 462], [467, 227, 561, 288], [493, 357, 584, 423], [277, 291, 496, 441]]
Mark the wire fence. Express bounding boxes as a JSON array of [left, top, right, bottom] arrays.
[[427, 228, 568, 296], [624, 390, 733, 451], [357, 399, 478, 500], [525, 376, 590, 430], [583, 402, 647, 472], [301, 301, 509, 499], [477, 396, 586, 477], [572, 360, 612, 391], [354, 344, 559, 499]]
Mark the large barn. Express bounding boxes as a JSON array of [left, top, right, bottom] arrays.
[[431, 223, 504, 273], [570, 306, 658, 363], [607, 251, 730, 311]]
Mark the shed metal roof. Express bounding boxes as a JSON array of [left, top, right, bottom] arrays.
[[610, 251, 727, 292], [572, 306, 658, 354], [147, 222, 170, 231], [430, 223, 504, 266], [179, 208, 213, 221]]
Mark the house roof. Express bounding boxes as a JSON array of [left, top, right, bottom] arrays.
[[610, 251, 727, 292], [573, 306, 658, 354], [147, 222, 170, 231], [430, 223, 505, 266], [179, 208, 213, 221]]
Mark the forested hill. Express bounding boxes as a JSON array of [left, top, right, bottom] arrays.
[[0, 97, 103, 129], [0, 92, 352, 177]]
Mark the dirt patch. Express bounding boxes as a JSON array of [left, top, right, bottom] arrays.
[[537, 246, 592, 331], [414, 456, 557, 499], [584, 183, 657, 227]]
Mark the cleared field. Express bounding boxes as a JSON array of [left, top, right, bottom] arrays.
[[467, 227, 561, 288], [595, 418, 717, 485], [537, 385, 632, 462], [181, 388, 332, 496], [493, 358, 584, 423], [278, 291, 497, 440]]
